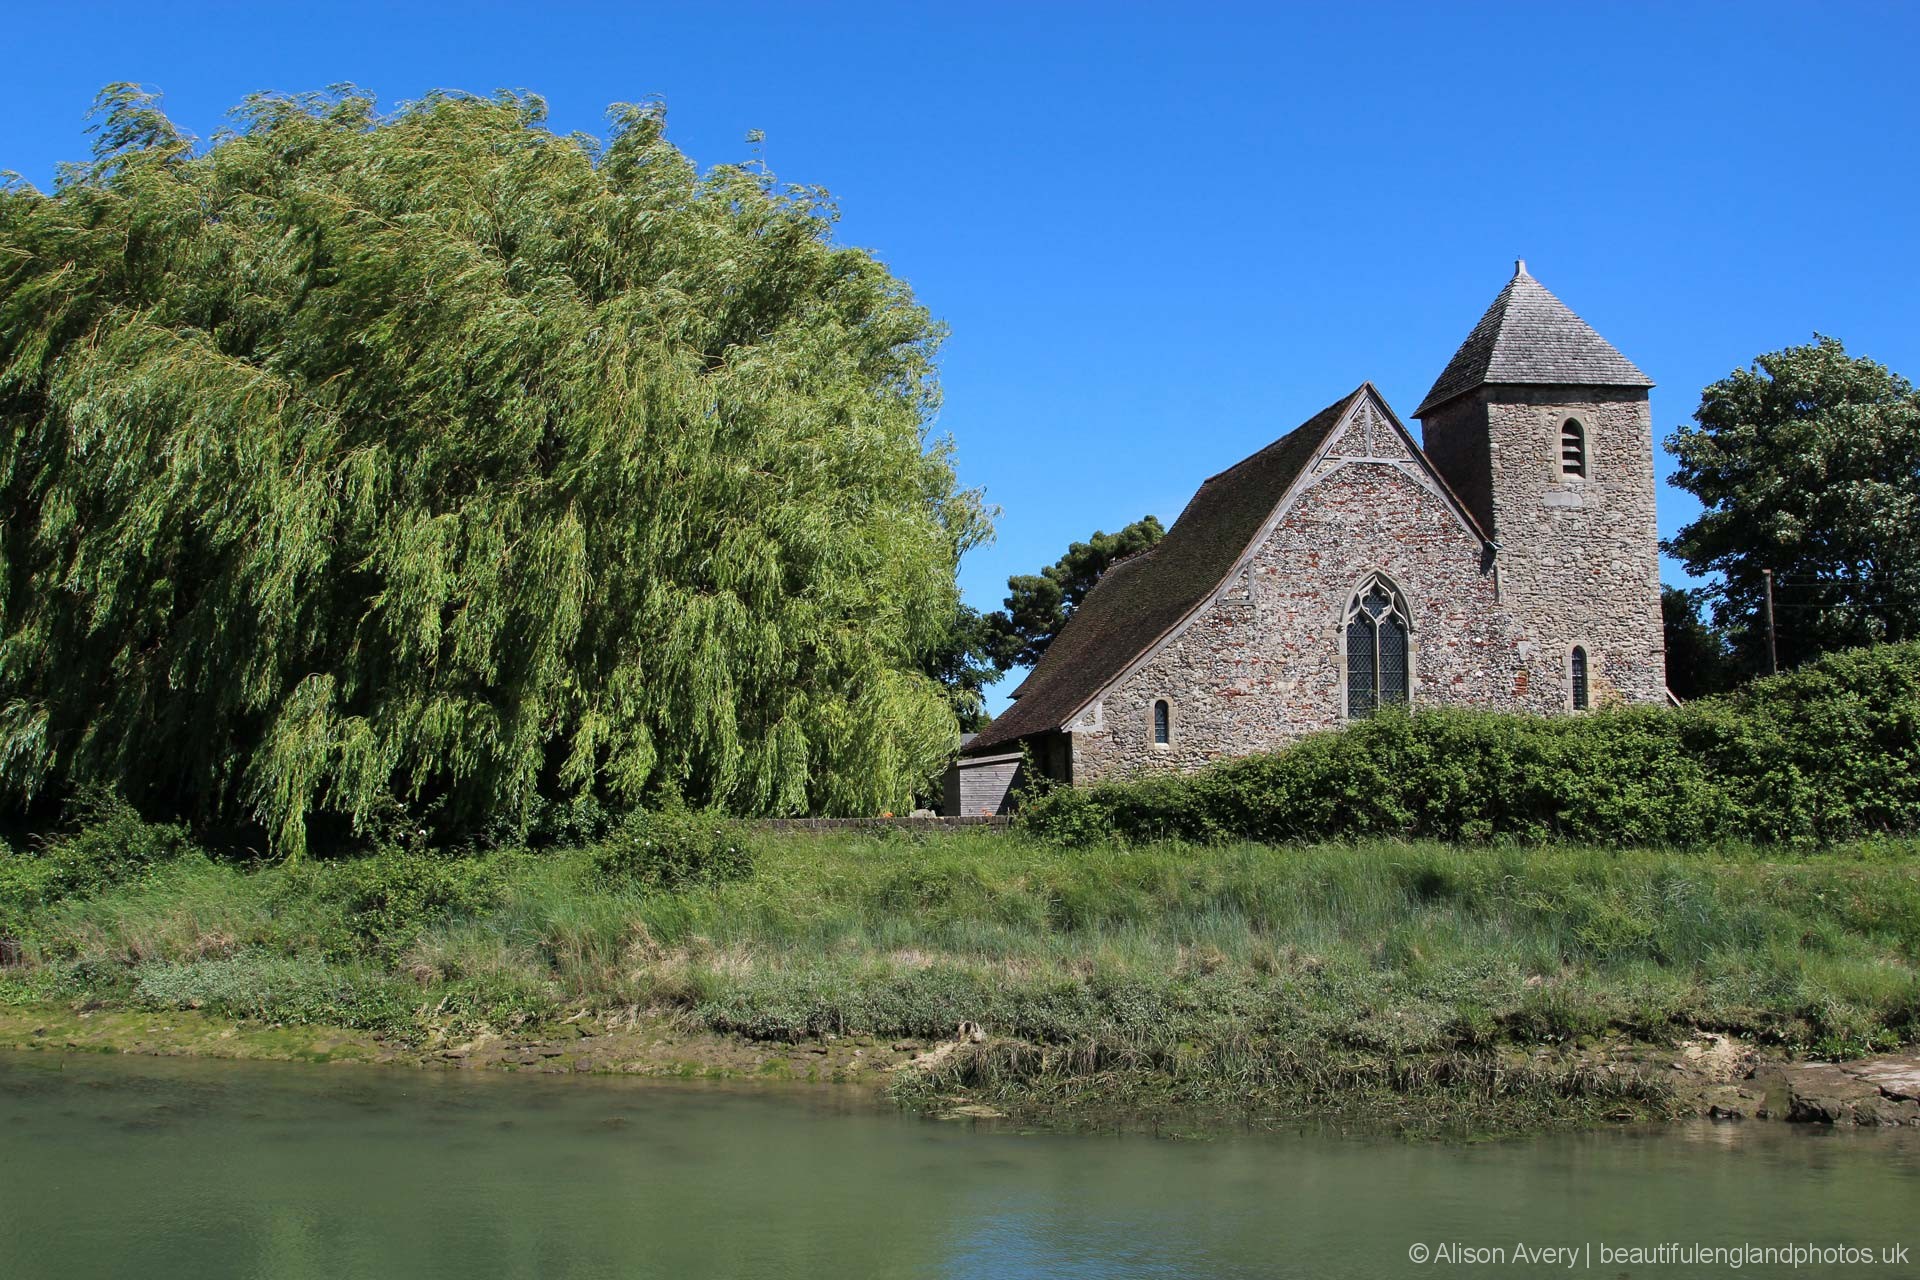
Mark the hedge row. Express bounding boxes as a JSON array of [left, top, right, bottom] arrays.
[[1020, 642, 1920, 848]]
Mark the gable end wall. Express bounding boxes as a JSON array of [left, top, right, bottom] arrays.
[[1072, 442, 1544, 783]]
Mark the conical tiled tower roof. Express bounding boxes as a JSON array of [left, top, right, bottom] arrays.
[[1416, 262, 1652, 416]]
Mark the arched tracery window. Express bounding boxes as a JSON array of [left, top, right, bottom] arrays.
[[1346, 578, 1410, 718], [1152, 699, 1171, 745], [1571, 646, 1590, 710]]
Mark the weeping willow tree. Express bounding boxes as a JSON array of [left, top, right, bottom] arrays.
[[0, 86, 989, 854]]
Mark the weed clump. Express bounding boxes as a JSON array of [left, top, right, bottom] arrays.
[[133, 952, 417, 1035], [592, 810, 754, 891]]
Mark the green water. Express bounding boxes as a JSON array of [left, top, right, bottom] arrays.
[[2, 1052, 1917, 1279]]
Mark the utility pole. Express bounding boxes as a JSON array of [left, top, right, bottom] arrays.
[[1762, 569, 1779, 675]]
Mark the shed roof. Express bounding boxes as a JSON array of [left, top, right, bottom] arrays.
[[1415, 263, 1652, 416], [964, 387, 1364, 756]]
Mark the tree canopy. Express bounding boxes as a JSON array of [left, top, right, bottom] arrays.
[[1661, 585, 1733, 700], [985, 515, 1164, 670], [921, 604, 1003, 733], [0, 86, 989, 854], [1665, 337, 1920, 671]]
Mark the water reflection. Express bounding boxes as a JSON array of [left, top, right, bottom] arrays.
[[1, 1051, 1916, 1279]]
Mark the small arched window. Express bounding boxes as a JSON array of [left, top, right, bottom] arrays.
[[1152, 699, 1171, 745], [1560, 419, 1587, 478], [1345, 578, 1411, 718], [1571, 646, 1590, 710]]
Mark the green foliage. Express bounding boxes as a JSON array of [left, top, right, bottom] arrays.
[[1018, 783, 1114, 847], [1700, 641, 1920, 843], [920, 604, 1004, 733], [524, 793, 616, 850], [591, 808, 754, 890], [7, 823, 1920, 1123], [0, 85, 989, 854], [133, 952, 417, 1034], [1666, 337, 1920, 669], [1023, 642, 1920, 849], [0, 792, 199, 932], [39, 792, 201, 897], [0, 855, 52, 941], [315, 851, 510, 959], [985, 515, 1165, 670], [1662, 585, 1735, 698]]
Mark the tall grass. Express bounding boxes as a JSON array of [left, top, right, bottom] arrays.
[[4, 825, 1918, 1127], [9, 829, 1917, 1050]]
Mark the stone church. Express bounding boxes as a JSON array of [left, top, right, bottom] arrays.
[[950, 263, 1667, 814]]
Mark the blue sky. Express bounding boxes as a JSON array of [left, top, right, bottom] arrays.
[[6, 2, 1917, 713]]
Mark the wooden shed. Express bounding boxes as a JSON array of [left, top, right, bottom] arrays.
[[941, 734, 1022, 817]]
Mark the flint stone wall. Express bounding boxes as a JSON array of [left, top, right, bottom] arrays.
[[1421, 385, 1666, 708], [1068, 388, 1665, 785]]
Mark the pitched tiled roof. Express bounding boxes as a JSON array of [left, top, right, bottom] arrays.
[[964, 387, 1364, 756], [1415, 264, 1652, 416]]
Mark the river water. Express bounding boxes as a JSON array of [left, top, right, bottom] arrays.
[[2, 1050, 1916, 1278]]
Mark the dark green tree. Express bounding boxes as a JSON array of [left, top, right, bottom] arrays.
[[921, 604, 1003, 732], [1665, 337, 1920, 670], [0, 86, 990, 854], [1661, 585, 1734, 699], [985, 515, 1164, 669]]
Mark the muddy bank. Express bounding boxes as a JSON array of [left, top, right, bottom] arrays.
[[0, 1004, 919, 1090], [4, 1003, 1915, 1133], [1753, 1052, 1920, 1126], [1628, 1030, 1920, 1127]]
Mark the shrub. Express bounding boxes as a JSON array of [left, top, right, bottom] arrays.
[[1022, 642, 1920, 849], [1018, 786, 1115, 847], [592, 809, 755, 890], [1686, 642, 1920, 844], [341, 854, 509, 952], [0, 851, 57, 938], [525, 793, 616, 849], [0, 792, 201, 931], [44, 791, 200, 893], [276, 851, 510, 960]]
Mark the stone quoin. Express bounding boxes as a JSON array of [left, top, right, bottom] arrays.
[[949, 263, 1667, 814]]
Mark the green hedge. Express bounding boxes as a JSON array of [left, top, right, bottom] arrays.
[[1021, 642, 1920, 848]]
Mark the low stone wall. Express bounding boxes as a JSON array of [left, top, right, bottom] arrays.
[[755, 816, 1011, 833]]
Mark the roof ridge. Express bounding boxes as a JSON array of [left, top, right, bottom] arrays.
[[1071, 542, 1157, 604], [1195, 385, 1365, 488], [1101, 543, 1158, 572], [963, 387, 1365, 758]]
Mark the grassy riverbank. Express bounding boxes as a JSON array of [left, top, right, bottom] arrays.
[[4, 824, 1918, 1134]]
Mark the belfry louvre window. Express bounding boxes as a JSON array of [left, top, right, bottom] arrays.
[[1345, 578, 1410, 718], [1152, 699, 1171, 745], [1571, 646, 1590, 710], [1560, 419, 1587, 478]]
